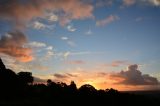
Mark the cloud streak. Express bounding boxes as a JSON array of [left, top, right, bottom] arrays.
[[65, 60, 85, 65], [96, 15, 119, 27]]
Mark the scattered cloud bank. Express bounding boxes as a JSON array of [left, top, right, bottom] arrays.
[[0, 0, 93, 27]]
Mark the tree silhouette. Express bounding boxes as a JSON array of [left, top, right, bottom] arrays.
[[0, 58, 5, 70], [17, 72, 33, 86]]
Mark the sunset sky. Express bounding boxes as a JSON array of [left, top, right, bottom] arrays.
[[0, 0, 160, 91]]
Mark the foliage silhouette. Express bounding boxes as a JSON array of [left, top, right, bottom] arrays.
[[0, 58, 160, 106]]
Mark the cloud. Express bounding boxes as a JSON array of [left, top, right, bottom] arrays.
[[65, 60, 85, 65], [28, 41, 46, 48], [63, 51, 70, 59], [102, 60, 129, 67], [0, 31, 33, 62], [122, 0, 136, 6], [121, 0, 160, 7], [96, 0, 113, 7], [46, 46, 53, 50], [54, 73, 69, 79], [44, 51, 55, 59], [96, 15, 119, 26], [148, 0, 160, 6], [0, 0, 93, 27], [110, 64, 159, 85], [46, 13, 58, 22], [0, 53, 50, 74], [32, 21, 46, 30], [60, 36, 76, 47], [85, 29, 92, 35], [61, 37, 69, 40], [67, 41, 76, 47], [111, 60, 129, 67], [67, 25, 76, 32]]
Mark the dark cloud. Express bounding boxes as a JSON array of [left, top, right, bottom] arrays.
[[111, 64, 159, 85], [34, 77, 46, 83], [0, 31, 33, 62], [53, 73, 69, 79], [66, 73, 78, 77], [53, 73, 78, 79]]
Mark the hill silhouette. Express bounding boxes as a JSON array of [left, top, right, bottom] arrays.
[[0, 58, 160, 106]]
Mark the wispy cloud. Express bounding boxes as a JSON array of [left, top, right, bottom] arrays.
[[46, 46, 53, 50], [102, 60, 130, 67], [85, 29, 92, 35], [65, 60, 85, 65], [61, 37, 69, 40], [28, 41, 46, 48], [96, 15, 119, 27], [67, 25, 76, 32], [60, 36, 76, 47], [122, 0, 160, 7]]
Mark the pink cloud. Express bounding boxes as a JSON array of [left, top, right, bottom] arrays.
[[0, 0, 94, 27], [96, 15, 119, 26]]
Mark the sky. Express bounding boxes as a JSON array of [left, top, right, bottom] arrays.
[[0, 0, 160, 91]]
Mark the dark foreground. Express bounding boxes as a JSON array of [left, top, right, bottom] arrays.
[[0, 58, 160, 106], [0, 90, 160, 106]]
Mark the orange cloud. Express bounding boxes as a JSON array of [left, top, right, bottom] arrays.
[[96, 15, 119, 26], [101, 60, 129, 67], [110, 60, 129, 67], [0, 31, 33, 62], [0, 0, 93, 27]]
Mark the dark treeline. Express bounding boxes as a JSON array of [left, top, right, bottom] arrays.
[[0, 58, 160, 106]]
